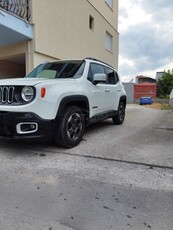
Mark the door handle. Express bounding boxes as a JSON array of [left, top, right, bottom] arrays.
[[105, 89, 110, 92]]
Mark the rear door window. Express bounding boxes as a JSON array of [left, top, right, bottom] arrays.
[[104, 67, 119, 84]]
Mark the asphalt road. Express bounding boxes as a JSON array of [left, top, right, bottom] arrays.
[[0, 105, 173, 230]]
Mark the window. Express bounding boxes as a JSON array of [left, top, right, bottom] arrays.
[[89, 15, 94, 30], [105, 32, 113, 52], [105, 67, 119, 84], [25, 61, 85, 79], [105, 0, 113, 9], [88, 63, 105, 82]]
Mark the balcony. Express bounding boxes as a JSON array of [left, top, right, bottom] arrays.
[[0, 0, 33, 47], [0, 0, 31, 21]]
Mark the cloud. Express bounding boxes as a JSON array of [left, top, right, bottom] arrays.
[[119, 0, 173, 81]]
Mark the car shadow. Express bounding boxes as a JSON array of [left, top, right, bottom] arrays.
[[84, 119, 114, 134], [0, 119, 116, 156]]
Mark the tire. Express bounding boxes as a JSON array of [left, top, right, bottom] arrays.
[[112, 101, 125, 125], [54, 106, 85, 148]]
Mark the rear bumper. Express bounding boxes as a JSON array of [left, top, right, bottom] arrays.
[[0, 111, 55, 141], [140, 100, 153, 105]]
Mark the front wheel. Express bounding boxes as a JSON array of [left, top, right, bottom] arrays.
[[54, 106, 85, 148], [112, 101, 125, 125]]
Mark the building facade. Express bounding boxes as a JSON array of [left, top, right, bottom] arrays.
[[156, 71, 165, 81], [134, 76, 157, 99], [0, 0, 119, 79], [136, 75, 156, 84]]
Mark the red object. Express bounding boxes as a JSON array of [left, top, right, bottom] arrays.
[[41, 87, 46, 98], [134, 82, 157, 99]]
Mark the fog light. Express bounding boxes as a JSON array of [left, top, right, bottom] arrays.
[[21, 124, 36, 132], [16, 122, 38, 134]]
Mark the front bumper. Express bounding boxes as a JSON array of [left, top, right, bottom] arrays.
[[0, 111, 55, 141]]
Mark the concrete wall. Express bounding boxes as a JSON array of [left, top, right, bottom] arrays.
[[123, 83, 134, 103], [0, 60, 25, 78], [31, 0, 119, 69], [0, 41, 31, 77], [0, 0, 119, 77], [87, 0, 118, 30]]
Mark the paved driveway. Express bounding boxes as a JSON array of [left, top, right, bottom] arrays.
[[0, 104, 173, 167], [0, 105, 173, 230], [2, 104, 170, 168], [63, 104, 173, 167]]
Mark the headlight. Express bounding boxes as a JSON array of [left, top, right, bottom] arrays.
[[21, 86, 34, 102]]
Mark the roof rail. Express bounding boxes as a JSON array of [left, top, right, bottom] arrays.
[[85, 57, 114, 69]]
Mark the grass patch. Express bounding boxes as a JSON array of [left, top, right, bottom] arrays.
[[144, 103, 171, 110]]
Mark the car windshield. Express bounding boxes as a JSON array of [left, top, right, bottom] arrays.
[[25, 60, 85, 79]]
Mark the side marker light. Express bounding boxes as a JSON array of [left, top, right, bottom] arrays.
[[41, 88, 46, 98]]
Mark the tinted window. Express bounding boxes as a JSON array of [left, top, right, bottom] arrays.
[[105, 67, 119, 84], [25, 61, 84, 79], [44, 61, 84, 78], [88, 63, 105, 82]]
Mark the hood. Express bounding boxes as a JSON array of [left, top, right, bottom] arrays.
[[0, 77, 76, 86]]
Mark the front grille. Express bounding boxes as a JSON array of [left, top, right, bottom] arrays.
[[0, 86, 15, 104], [0, 85, 35, 105]]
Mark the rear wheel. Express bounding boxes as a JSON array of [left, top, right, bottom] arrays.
[[55, 106, 85, 148], [112, 101, 125, 125]]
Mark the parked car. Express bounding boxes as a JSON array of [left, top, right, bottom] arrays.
[[0, 58, 127, 148], [169, 89, 173, 111], [139, 96, 153, 105]]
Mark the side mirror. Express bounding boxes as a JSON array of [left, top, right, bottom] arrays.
[[93, 73, 106, 85]]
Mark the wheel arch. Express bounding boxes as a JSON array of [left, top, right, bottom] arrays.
[[56, 95, 90, 121], [119, 95, 127, 108]]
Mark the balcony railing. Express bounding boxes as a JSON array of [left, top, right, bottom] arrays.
[[0, 0, 31, 21]]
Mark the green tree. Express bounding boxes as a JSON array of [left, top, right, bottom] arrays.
[[157, 69, 173, 98]]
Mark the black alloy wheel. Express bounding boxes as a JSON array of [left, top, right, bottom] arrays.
[[55, 106, 85, 148], [112, 101, 125, 125]]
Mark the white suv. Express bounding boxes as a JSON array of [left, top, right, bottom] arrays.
[[0, 58, 127, 147]]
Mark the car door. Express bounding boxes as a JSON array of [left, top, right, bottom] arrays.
[[87, 63, 112, 115], [104, 66, 121, 111]]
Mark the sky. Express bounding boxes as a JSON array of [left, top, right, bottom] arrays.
[[118, 0, 173, 82]]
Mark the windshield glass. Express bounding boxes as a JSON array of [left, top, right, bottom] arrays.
[[25, 60, 85, 79]]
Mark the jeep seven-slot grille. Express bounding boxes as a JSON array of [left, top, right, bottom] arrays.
[[0, 86, 15, 104]]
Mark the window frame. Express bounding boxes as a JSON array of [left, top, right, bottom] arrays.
[[87, 62, 119, 85], [105, 0, 113, 9], [105, 31, 113, 53], [104, 66, 119, 85], [87, 63, 105, 83]]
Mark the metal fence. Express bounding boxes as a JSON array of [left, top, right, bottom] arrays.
[[0, 0, 31, 21]]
